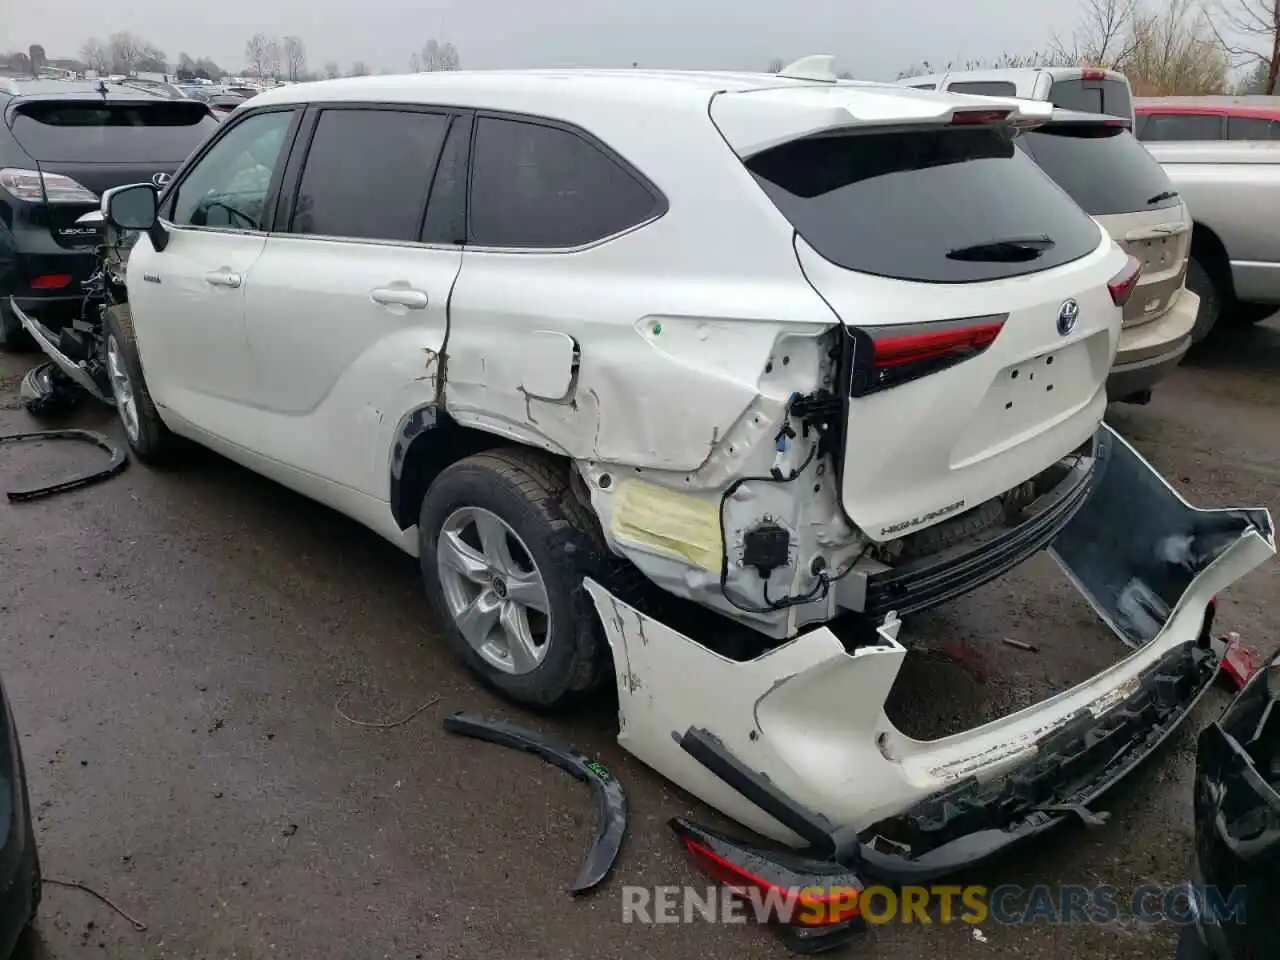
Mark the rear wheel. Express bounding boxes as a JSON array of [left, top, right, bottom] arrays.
[[418, 447, 611, 708], [103, 304, 178, 464], [1185, 257, 1222, 344]]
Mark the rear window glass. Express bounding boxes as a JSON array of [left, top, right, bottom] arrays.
[[1049, 78, 1132, 121], [10, 101, 218, 163], [946, 81, 1018, 96], [1017, 124, 1180, 216], [747, 127, 1102, 283], [1138, 112, 1223, 141]]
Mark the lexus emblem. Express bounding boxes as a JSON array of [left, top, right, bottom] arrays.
[[1057, 299, 1080, 336], [152, 172, 171, 188]]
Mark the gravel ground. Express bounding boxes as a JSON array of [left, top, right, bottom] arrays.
[[1, 315, 1276, 960]]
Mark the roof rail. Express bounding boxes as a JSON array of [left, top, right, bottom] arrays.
[[777, 55, 838, 83]]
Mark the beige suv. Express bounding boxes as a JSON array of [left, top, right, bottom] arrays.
[[1016, 108, 1198, 402]]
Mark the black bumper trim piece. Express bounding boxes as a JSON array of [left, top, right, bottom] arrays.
[[442, 711, 627, 894], [2, 429, 128, 502], [863, 436, 1106, 619]]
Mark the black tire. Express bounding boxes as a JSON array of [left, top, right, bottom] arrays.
[[0, 301, 36, 352], [1185, 257, 1222, 344], [19, 361, 83, 419], [1228, 301, 1277, 326], [102, 304, 177, 464], [418, 447, 611, 708]]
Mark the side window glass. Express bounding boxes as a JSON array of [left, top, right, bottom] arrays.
[[1227, 116, 1274, 139], [1142, 113, 1223, 141], [946, 81, 1017, 96], [290, 109, 448, 242], [421, 116, 470, 244], [170, 110, 294, 231], [468, 117, 660, 248]]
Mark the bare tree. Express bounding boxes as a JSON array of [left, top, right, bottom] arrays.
[[281, 36, 306, 81], [1050, 0, 1142, 66], [245, 33, 271, 79], [108, 31, 144, 74], [409, 51, 422, 72], [767, 57, 785, 73], [323, 60, 340, 79], [266, 38, 282, 79], [349, 60, 370, 76], [1210, 0, 1280, 95], [421, 38, 460, 71], [1128, 0, 1229, 93], [136, 42, 167, 73], [80, 38, 110, 76]]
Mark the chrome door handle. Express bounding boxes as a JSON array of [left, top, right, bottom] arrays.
[[370, 286, 429, 310], [204, 270, 242, 288]]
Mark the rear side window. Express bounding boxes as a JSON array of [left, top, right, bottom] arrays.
[[1139, 113, 1223, 141], [10, 100, 219, 163], [468, 116, 661, 248], [946, 81, 1017, 96], [1017, 125, 1180, 216], [1049, 78, 1132, 121], [1227, 115, 1280, 139], [290, 108, 448, 242], [747, 127, 1102, 283]]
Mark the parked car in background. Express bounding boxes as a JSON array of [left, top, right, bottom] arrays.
[[0, 78, 219, 349], [223, 86, 261, 100], [0, 673, 40, 958], [1137, 96, 1280, 142], [206, 93, 247, 119], [1014, 107, 1197, 399], [898, 65, 1135, 124], [1178, 650, 1279, 960], [1142, 138, 1280, 338]]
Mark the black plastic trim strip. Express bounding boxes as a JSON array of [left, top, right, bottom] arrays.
[[2, 428, 127, 501], [442, 711, 627, 893]]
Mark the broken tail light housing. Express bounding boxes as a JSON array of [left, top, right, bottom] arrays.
[[670, 818, 864, 954], [848, 315, 1007, 397], [1108, 256, 1143, 307]]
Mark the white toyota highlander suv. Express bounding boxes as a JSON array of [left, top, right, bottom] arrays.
[[92, 65, 1273, 899]]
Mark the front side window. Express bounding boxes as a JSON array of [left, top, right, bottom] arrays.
[[468, 116, 661, 248], [289, 108, 449, 242], [169, 109, 295, 230], [1139, 113, 1223, 142]]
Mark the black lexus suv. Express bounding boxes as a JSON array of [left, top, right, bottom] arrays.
[[0, 77, 218, 349]]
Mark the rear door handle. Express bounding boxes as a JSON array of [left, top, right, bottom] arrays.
[[204, 270, 242, 288], [370, 286, 429, 310]]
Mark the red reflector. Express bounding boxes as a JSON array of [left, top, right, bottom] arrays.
[[31, 273, 73, 290], [1108, 256, 1142, 307], [681, 837, 861, 925], [873, 322, 1004, 369], [951, 108, 1013, 125], [1081, 68, 1108, 80]]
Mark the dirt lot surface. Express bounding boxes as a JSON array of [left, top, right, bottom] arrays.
[[1, 316, 1277, 960]]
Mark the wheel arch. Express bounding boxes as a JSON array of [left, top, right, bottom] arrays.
[[1190, 222, 1234, 300]]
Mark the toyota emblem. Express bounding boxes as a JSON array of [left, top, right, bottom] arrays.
[[152, 172, 172, 188], [1057, 299, 1080, 336]]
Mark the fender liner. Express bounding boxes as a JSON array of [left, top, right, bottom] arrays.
[[442, 711, 628, 893], [2, 429, 128, 502]]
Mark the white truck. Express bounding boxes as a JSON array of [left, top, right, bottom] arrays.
[[1142, 139, 1280, 338]]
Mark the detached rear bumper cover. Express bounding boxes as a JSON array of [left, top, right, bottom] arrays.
[[584, 424, 1275, 880]]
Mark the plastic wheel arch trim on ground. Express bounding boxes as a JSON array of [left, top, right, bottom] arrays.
[[1, 429, 128, 502], [441, 711, 628, 893]]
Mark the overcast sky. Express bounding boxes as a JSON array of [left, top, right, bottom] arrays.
[[3, 0, 1083, 81]]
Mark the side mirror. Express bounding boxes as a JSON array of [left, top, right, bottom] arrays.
[[102, 183, 158, 230], [102, 182, 169, 252]]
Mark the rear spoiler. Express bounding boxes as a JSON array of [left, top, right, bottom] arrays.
[[710, 88, 1054, 158]]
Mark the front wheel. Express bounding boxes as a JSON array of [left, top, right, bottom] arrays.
[[418, 448, 611, 708], [103, 304, 178, 464]]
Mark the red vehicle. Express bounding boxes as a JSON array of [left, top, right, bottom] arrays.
[[1135, 96, 1280, 142]]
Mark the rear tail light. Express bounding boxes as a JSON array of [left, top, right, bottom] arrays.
[[1081, 68, 1109, 80], [849, 315, 1007, 396], [0, 168, 98, 204], [670, 818, 864, 952], [31, 274, 73, 290], [1108, 256, 1142, 307], [950, 108, 1014, 125]]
